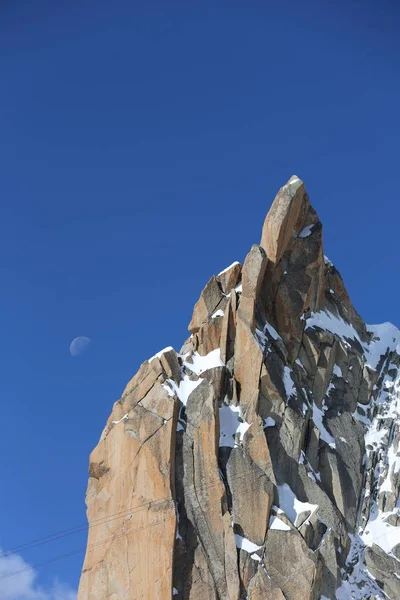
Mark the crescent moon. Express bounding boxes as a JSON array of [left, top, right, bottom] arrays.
[[70, 336, 91, 357]]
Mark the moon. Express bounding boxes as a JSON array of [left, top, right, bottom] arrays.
[[70, 336, 91, 357]]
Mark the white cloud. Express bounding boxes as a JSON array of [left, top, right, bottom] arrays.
[[0, 549, 76, 600]]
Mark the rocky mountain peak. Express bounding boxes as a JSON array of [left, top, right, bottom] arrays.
[[78, 177, 400, 600]]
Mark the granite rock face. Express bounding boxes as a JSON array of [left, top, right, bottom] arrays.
[[78, 177, 400, 600]]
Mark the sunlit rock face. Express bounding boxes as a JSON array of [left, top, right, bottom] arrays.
[[78, 177, 400, 600]]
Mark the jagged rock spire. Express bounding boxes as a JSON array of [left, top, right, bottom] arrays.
[[78, 177, 400, 600], [260, 175, 306, 264]]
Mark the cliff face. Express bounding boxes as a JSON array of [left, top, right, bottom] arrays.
[[78, 177, 400, 600]]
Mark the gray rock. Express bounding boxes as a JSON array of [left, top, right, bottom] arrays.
[[365, 544, 400, 598]]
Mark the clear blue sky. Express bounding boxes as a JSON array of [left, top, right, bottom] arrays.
[[1, 0, 399, 595]]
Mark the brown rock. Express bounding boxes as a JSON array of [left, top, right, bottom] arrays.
[[227, 443, 272, 546], [188, 276, 224, 333], [216, 261, 242, 294], [182, 379, 240, 600], [247, 567, 286, 599], [242, 245, 268, 300], [263, 529, 319, 600], [157, 348, 182, 382], [260, 176, 308, 264], [78, 381, 178, 600], [234, 314, 263, 419], [220, 292, 238, 364], [194, 314, 224, 356], [120, 358, 165, 411]]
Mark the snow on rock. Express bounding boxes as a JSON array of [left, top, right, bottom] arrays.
[[312, 401, 336, 448], [148, 346, 174, 362], [300, 450, 322, 483], [211, 309, 225, 318], [112, 413, 129, 425], [234, 534, 262, 554], [219, 404, 252, 448], [325, 382, 335, 397], [184, 349, 225, 375], [255, 321, 282, 354], [163, 349, 226, 424], [262, 321, 282, 342], [306, 310, 363, 348], [308, 312, 400, 375], [277, 483, 318, 527], [361, 504, 400, 553], [283, 366, 296, 400], [333, 364, 342, 377], [365, 322, 400, 370], [338, 335, 400, 597], [250, 553, 261, 562], [218, 261, 240, 276], [335, 535, 386, 600], [255, 328, 268, 352], [265, 321, 281, 340], [163, 377, 202, 406], [269, 516, 291, 531], [380, 441, 400, 493], [298, 224, 314, 238], [364, 426, 388, 449], [263, 417, 276, 428]]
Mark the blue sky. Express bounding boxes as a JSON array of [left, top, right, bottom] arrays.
[[1, 0, 399, 595]]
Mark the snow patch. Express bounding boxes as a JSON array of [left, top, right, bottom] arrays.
[[269, 516, 291, 531], [306, 310, 363, 348], [234, 534, 262, 554], [265, 322, 282, 341], [277, 483, 318, 527], [164, 377, 202, 406], [283, 367, 296, 400], [250, 553, 261, 562], [148, 346, 174, 362], [184, 349, 224, 375], [255, 321, 282, 354], [365, 322, 400, 370], [112, 413, 129, 425], [295, 358, 306, 371], [333, 364, 342, 377], [312, 401, 336, 448], [361, 505, 400, 553], [218, 261, 240, 276], [298, 224, 314, 238], [219, 404, 252, 448]]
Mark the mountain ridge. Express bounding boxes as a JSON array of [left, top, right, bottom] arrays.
[[78, 176, 400, 600]]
